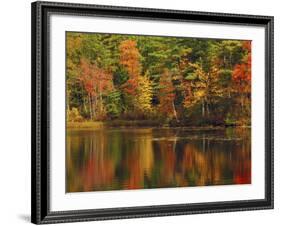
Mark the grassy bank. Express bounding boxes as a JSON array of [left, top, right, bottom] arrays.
[[67, 120, 250, 130], [67, 121, 105, 129], [67, 120, 163, 129]]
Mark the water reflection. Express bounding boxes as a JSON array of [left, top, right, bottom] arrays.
[[66, 127, 251, 192]]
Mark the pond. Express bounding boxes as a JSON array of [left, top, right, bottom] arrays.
[[66, 127, 251, 192]]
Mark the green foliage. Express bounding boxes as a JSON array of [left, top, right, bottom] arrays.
[[218, 69, 232, 86], [66, 32, 251, 126], [105, 91, 122, 118], [113, 67, 129, 87], [224, 113, 236, 126]]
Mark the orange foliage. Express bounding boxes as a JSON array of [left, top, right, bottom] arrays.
[[122, 78, 138, 96], [119, 40, 141, 78], [119, 40, 141, 95], [158, 69, 176, 117]]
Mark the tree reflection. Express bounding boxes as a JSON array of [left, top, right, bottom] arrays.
[[66, 128, 251, 192]]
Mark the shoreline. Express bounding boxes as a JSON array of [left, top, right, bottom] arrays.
[[67, 120, 251, 130]]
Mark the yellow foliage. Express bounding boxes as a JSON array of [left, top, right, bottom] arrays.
[[136, 75, 153, 113], [67, 107, 83, 122]]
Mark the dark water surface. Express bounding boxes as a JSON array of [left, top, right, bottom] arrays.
[[66, 127, 251, 192]]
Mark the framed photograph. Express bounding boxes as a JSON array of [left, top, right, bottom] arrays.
[[31, 1, 274, 224]]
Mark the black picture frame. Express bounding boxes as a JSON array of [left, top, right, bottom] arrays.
[[31, 1, 274, 224]]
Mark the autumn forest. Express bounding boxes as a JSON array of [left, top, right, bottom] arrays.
[[66, 32, 252, 192], [66, 32, 251, 127]]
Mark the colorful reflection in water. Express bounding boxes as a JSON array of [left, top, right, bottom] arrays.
[[66, 127, 251, 192]]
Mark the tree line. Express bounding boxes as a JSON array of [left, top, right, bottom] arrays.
[[66, 32, 251, 126]]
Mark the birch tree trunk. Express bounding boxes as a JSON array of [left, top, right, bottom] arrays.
[[202, 99, 205, 117], [88, 94, 93, 120], [172, 101, 179, 122]]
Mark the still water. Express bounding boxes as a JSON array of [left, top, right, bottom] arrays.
[[66, 127, 251, 192]]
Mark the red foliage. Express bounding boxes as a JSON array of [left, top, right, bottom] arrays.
[[79, 58, 113, 97], [233, 63, 251, 82], [121, 78, 138, 95], [233, 156, 251, 184], [232, 41, 251, 90], [243, 40, 251, 52]]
